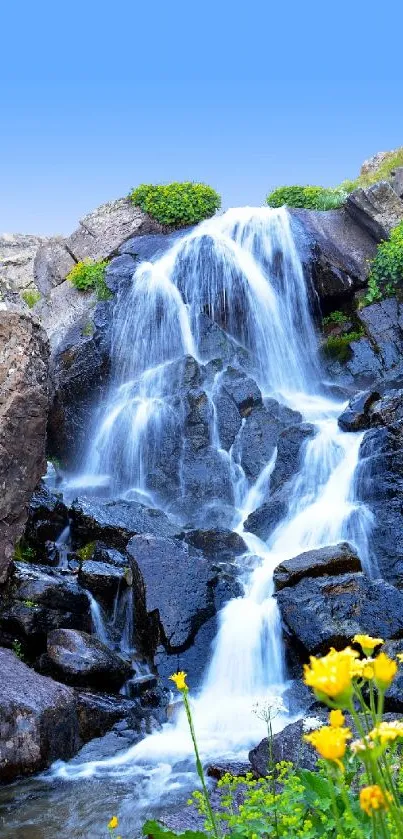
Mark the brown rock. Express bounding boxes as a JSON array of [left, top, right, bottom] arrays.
[[0, 310, 49, 582]]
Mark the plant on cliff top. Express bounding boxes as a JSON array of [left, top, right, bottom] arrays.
[[67, 259, 111, 300], [266, 185, 347, 211], [130, 182, 221, 227], [369, 221, 403, 291]]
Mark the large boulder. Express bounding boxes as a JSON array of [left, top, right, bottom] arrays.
[[70, 498, 181, 551], [346, 181, 403, 241], [273, 543, 361, 591], [0, 310, 49, 582], [277, 572, 403, 655], [24, 481, 69, 550], [338, 390, 380, 431], [0, 647, 79, 781], [41, 629, 132, 690], [65, 198, 166, 262], [0, 233, 49, 298]]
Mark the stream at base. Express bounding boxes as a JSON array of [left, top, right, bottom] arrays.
[[0, 208, 375, 837]]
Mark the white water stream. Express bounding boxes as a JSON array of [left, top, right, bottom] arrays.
[[50, 208, 373, 814]]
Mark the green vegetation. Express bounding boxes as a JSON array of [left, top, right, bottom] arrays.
[[267, 146, 403, 212], [67, 259, 112, 300], [77, 541, 96, 561], [22, 599, 38, 608], [21, 288, 41, 308], [12, 639, 24, 660], [13, 541, 36, 564], [322, 311, 348, 327], [359, 221, 403, 307], [130, 182, 221, 227], [82, 320, 95, 337], [323, 330, 364, 362], [142, 641, 403, 838], [266, 185, 347, 211]]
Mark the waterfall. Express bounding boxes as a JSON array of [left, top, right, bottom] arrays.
[[87, 592, 110, 647], [52, 207, 373, 794]]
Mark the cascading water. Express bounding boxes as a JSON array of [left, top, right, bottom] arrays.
[[5, 207, 375, 837]]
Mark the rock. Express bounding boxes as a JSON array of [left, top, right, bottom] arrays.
[[75, 690, 145, 741], [0, 233, 49, 297], [104, 254, 137, 291], [273, 543, 361, 591], [214, 385, 242, 450], [24, 481, 69, 549], [235, 404, 281, 481], [33, 240, 75, 295], [383, 640, 403, 712], [357, 299, 403, 383], [346, 182, 403, 241], [71, 498, 181, 551], [245, 485, 289, 541], [249, 715, 327, 776], [197, 312, 253, 370], [0, 311, 49, 582], [391, 167, 403, 200], [277, 572, 403, 655], [290, 208, 377, 303], [119, 228, 189, 260], [361, 149, 399, 178], [0, 647, 79, 782], [179, 445, 234, 521], [219, 367, 262, 416], [270, 423, 315, 492], [338, 390, 380, 431], [78, 559, 128, 609], [0, 563, 91, 649], [66, 198, 165, 262], [369, 390, 403, 427], [182, 529, 247, 559], [42, 629, 132, 689], [35, 279, 97, 352]]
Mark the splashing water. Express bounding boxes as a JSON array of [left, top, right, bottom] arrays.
[[48, 208, 374, 826]]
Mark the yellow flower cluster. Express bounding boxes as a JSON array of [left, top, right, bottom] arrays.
[[353, 634, 384, 655], [359, 785, 391, 815], [369, 720, 403, 744]]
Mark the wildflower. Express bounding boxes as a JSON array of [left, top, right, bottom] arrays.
[[353, 634, 384, 656], [329, 709, 345, 727], [253, 696, 286, 722], [304, 724, 351, 770], [351, 737, 374, 754], [373, 652, 397, 690], [108, 816, 119, 829], [396, 653, 403, 663], [169, 671, 188, 691], [303, 647, 358, 703], [369, 720, 403, 744], [359, 785, 391, 815]]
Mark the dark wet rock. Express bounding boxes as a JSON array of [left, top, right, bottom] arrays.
[[207, 760, 252, 780], [346, 181, 403, 240], [219, 367, 262, 416], [277, 572, 403, 655], [119, 228, 189, 260], [369, 389, 403, 427], [183, 388, 213, 450], [214, 385, 243, 450], [197, 312, 253, 371], [0, 563, 91, 649], [155, 615, 219, 691], [383, 640, 403, 712], [179, 445, 234, 511], [75, 690, 144, 741], [250, 716, 327, 776], [0, 312, 49, 583], [127, 534, 240, 655], [78, 559, 129, 610], [290, 207, 377, 303], [273, 543, 361, 591], [41, 628, 132, 690], [338, 390, 380, 431], [104, 254, 137, 291], [0, 647, 79, 782], [270, 423, 315, 492], [245, 485, 289, 541], [24, 480, 69, 549], [182, 529, 247, 559], [343, 337, 383, 387], [70, 498, 181, 551], [235, 404, 281, 481]]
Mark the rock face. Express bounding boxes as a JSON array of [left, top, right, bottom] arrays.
[[0, 647, 79, 782], [71, 498, 181, 550], [0, 311, 49, 582], [41, 628, 132, 690], [346, 182, 403, 240], [277, 572, 403, 655], [338, 390, 380, 431], [0, 233, 49, 299], [273, 543, 361, 591]]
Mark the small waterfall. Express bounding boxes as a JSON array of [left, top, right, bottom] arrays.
[[52, 207, 374, 796], [87, 592, 110, 647]]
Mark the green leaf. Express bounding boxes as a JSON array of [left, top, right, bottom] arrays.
[[142, 820, 208, 839]]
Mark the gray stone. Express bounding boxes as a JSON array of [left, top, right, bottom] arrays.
[[391, 167, 403, 200], [66, 198, 165, 262], [273, 543, 361, 591], [71, 498, 181, 551], [338, 390, 380, 431], [34, 240, 75, 295], [42, 628, 132, 689], [0, 647, 79, 782], [0, 233, 49, 297], [346, 181, 403, 241]]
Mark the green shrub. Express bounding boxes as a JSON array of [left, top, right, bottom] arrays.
[[67, 260, 111, 300], [130, 182, 221, 227], [266, 185, 346, 211], [322, 310, 348, 326], [369, 221, 403, 291], [323, 330, 364, 362], [21, 288, 41, 308], [82, 321, 94, 337]]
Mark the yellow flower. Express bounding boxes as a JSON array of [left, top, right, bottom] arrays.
[[329, 709, 345, 727], [396, 653, 403, 663], [359, 785, 391, 815], [169, 671, 188, 691], [304, 725, 351, 769], [303, 647, 358, 702], [108, 816, 119, 830], [369, 721, 403, 744], [373, 652, 397, 689], [353, 634, 384, 655]]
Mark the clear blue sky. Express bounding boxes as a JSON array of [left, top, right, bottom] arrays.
[[1, 0, 402, 235]]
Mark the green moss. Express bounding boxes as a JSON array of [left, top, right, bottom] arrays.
[[13, 541, 36, 564], [82, 321, 95, 337], [77, 542, 96, 561], [323, 330, 364, 362], [67, 260, 112, 301], [22, 599, 38, 608], [130, 182, 221, 227], [21, 288, 41, 308]]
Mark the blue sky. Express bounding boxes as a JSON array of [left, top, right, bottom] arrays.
[[1, 1, 402, 234]]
